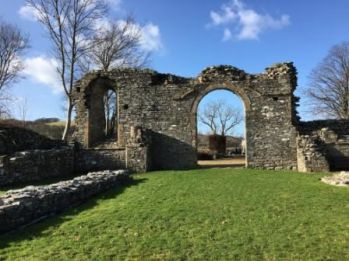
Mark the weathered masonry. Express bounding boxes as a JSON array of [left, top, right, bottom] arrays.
[[1, 63, 349, 185], [72, 63, 301, 171]]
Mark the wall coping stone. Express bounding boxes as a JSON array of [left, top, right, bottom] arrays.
[[0, 170, 130, 234]]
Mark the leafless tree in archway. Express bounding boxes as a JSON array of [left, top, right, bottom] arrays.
[[199, 99, 243, 136], [104, 89, 117, 137]]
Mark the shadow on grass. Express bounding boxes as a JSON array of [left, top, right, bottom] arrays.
[[0, 177, 147, 247]]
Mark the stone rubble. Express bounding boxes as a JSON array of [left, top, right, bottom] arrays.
[[321, 172, 349, 187], [0, 169, 130, 234]]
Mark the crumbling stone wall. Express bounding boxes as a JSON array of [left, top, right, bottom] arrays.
[[298, 120, 349, 171], [0, 170, 130, 234], [296, 135, 330, 172], [75, 148, 126, 173], [72, 63, 299, 170], [0, 127, 75, 186], [0, 148, 74, 186]]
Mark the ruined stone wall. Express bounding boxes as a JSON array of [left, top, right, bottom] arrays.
[[73, 63, 299, 171], [296, 135, 330, 172], [195, 64, 299, 170], [299, 120, 349, 171], [75, 149, 126, 173], [0, 170, 130, 234], [0, 148, 74, 186]]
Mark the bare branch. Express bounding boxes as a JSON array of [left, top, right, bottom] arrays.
[[26, 0, 108, 140], [89, 15, 150, 71], [0, 20, 29, 91], [306, 42, 349, 119]]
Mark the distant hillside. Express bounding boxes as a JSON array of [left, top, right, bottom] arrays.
[[0, 118, 73, 140]]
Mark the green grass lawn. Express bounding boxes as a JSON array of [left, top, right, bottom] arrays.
[[0, 168, 348, 260]]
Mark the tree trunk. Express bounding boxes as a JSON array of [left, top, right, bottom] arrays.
[[62, 99, 73, 141]]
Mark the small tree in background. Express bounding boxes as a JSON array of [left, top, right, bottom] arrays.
[[0, 21, 29, 91], [104, 89, 117, 137], [199, 99, 243, 137], [306, 42, 349, 119], [0, 20, 29, 119], [26, 0, 108, 140]]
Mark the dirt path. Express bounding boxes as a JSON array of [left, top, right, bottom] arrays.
[[198, 157, 246, 168]]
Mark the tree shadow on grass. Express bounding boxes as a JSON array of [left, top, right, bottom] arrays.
[[0, 177, 147, 248]]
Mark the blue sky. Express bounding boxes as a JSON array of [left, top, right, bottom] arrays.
[[1, 0, 349, 126]]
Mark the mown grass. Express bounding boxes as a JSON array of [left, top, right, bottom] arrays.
[[0, 168, 348, 260]]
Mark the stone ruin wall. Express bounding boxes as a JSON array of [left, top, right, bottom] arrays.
[[0, 170, 130, 234], [72, 63, 300, 171], [1, 62, 349, 186], [0, 125, 150, 186], [0, 148, 74, 186], [0, 126, 74, 186], [297, 120, 349, 172]]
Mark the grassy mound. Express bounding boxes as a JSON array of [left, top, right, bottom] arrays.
[[0, 169, 348, 260]]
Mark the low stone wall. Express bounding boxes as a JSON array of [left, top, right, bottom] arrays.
[[299, 120, 349, 135], [0, 148, 74, 186], [321, 172, 349, 187], [0, 170, 130, 234], [298, 120, 349, 171], [75, 148, 126, 173], [296, 135, 329, 172], [126, 144, 150, 172]]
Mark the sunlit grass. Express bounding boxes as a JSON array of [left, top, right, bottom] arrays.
[[0, 168, 348, 260]]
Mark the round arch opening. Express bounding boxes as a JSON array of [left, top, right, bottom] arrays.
[[193, 87, 248, 168]]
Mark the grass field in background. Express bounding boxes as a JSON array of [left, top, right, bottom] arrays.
[[0, 168, 348, 260]]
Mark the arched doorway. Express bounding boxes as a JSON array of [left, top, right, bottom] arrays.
[[191, 83, 251, 168], [85, 77, 118, 147]]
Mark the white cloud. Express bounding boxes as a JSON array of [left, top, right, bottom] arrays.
[[209, 0, 290, 41], [23, 56, 62, 94], [140, 23, 163, 52], [106, 0, 122, 10], [210, 6, 236, 26], [18, 4, 41, 21]]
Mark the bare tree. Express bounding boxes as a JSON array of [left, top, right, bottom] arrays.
[[306, 42, 349, 119], [0, 92, 13, 119], [90, 16, 149, 71], [0, 20, 29, 119], [16, 97, 28, 127], [0, 20, 29, 92], [104, 89, 117, 136], [26, 0, 108, 140], [199, 99, 243, 136]]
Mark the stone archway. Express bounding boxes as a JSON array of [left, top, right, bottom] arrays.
[[84, 77, 118, 147], [191, 82, 251, 166], [73, 63, 299, 172]]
